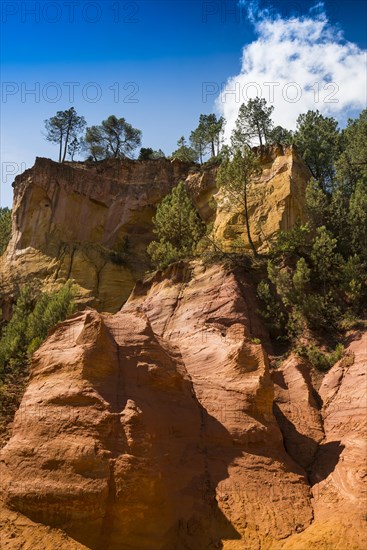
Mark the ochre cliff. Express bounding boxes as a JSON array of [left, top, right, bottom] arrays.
[[213, 145, 311, 251], [0, 157, 208, 314], [0, 146, 309, 315], [1, 262, 365, 549]]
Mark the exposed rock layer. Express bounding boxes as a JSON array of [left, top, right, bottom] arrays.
[[1, 263, 365, 549], [0, 146, 309, 314], [0, 157, 205, 314]]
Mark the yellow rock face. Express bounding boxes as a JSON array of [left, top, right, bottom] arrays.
[[213, 145, 311, 252]]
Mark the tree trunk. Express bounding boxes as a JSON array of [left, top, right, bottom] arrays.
[[256, 121, 262, 147], [243, 185, 258, 256], [211, 140, 215, 157], [58, 133, 63, 163], [62, 123, 71, 163]]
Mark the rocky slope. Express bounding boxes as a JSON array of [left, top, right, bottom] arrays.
[[0, 146, 309, 317], [1, 262, 365, 549]]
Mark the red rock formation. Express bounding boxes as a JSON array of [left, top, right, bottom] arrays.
[[273, 333, 367, 549], [1, 263, 365, 549], [272, 354, 324, 469], [1, 263, 313, 549], [311, 332, 367, 524]]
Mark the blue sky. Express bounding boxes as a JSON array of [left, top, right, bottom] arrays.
[[1, 0, 366, 207]]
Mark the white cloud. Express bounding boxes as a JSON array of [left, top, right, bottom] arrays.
[[217, 2, 367, 141]]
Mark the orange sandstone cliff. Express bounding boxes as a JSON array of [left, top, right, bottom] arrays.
[[0, 263, 365, 549]]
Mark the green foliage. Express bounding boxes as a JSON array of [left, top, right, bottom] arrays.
[[0, 207, 12, 256], [258, 210, 366, 338], [67, 137, 81, 161], [190, 114, 225, 161], [85, 115, 142, 160], [257, 280, 287, 338], [310, 227, 341, 288], [231, 98, 274, 147], [45, 107, 86, 163], [270, 222, 311, 258], [305, 177, 367, 263], [190, 126, 209, 164], [171, 137, 199, 163], [268, 125, 293, 145], [0, 283, 76, 441], [138, 147, 165, 160], [0, 282, 76, 380], [147, 182, 205, 269], [349, 181, 367, 261], [335, 109, 367, 194], [341, 255, 366, 310], [305, 179, 328, 228], [296, 343, 345, 372], [293, 110, 340, 190]]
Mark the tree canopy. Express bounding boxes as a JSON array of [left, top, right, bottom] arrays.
[[335, 109, 367, 195], [231, 98, 274, 147], [85, 115, 142, 160], [138, 147, 166, 160], [44, 107, 86, 163], [293, 110, 340, 190], [171, 137, 198, 163], [195, 114, 225, 158]]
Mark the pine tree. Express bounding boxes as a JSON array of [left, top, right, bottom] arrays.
[[171, 137, 198, 162], [147, 182, 205, 269], [44, 108, 86, 162], [231, 98, 274, 147], [293, 110, 340, 190], [85, 115, 142, 160]]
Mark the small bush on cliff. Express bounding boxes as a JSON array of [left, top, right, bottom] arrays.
[[147, 182, 205, 269], [295, 343, 345, 372], [0, 207, 12, 256]]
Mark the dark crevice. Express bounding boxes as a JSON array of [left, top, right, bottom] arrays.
[[97, 459, 117, 550]]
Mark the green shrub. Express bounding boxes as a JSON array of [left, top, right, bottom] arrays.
[[270, 223, 311, 258], [257, 280, 287, 338], [0, 281, 76, 380], [0, 282, 76, 443], [296, 343, 345, 372], [0, 207, 12, 256]]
